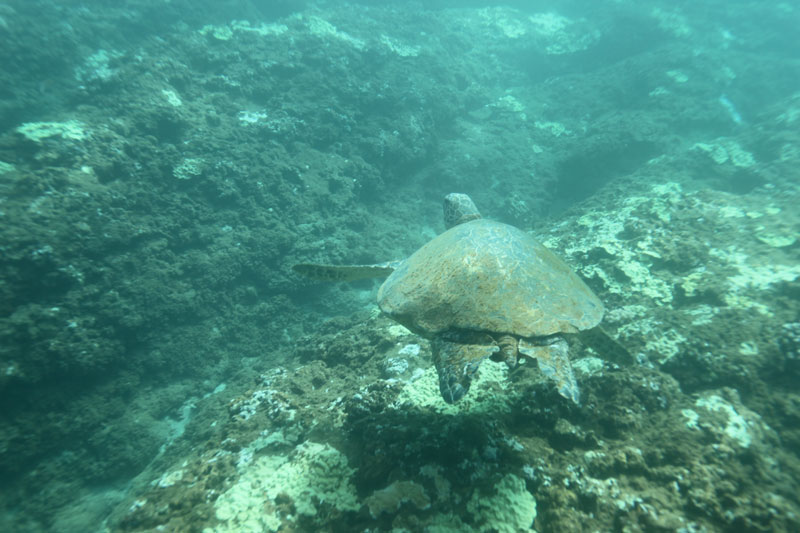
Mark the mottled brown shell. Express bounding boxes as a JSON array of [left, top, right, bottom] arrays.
[[377, 218, 603, 338]]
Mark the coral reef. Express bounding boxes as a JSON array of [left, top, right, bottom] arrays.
[[0, 0, 798, 531]]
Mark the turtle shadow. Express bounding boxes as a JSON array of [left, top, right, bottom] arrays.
[[345, 406, 505, 487]]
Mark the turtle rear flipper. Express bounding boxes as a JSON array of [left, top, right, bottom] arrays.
[[519, 338, 580, 405], [432, 335, 498, 404], [577, 326, 634, 366], [293, 261, 399, 282]]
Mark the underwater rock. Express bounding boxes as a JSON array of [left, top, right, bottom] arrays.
[[364, 480, 430, 518]]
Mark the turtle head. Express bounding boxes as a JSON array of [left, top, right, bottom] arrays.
[[444, 193, 482, 229]]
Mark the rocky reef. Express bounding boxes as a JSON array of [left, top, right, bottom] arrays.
[[0, 0, 798, 531]]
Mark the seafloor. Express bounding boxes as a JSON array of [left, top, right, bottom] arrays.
[[1, 1, 799, 532]]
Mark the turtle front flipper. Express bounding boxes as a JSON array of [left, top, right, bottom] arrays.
[[432, 333, 498, 404], [293, 261, 400, 282], [519, 337, 580, 405]]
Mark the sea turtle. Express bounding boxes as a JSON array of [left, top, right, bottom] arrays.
[[294, 193, 630, 404]]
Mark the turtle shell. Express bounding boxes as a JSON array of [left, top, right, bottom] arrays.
[[377, 218, 603, 338]]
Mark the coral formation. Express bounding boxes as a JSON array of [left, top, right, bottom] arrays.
[[210, 441, 359, 532]]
